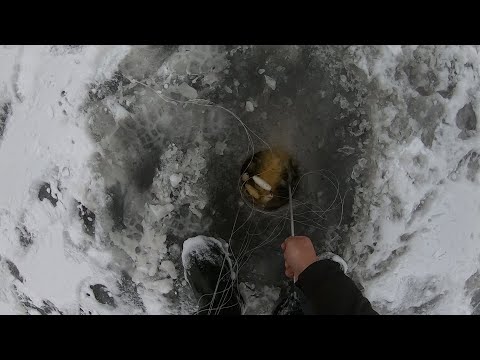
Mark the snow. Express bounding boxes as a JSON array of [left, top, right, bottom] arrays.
[[0, 45, 130, 314], [1, 45, 479, 315], [365, 179, 480, 313], [160, 260, 178, 280], [344, 45, 480, 314]]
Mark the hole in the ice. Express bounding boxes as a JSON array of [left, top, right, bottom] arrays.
[[240, 149, 298, 211]]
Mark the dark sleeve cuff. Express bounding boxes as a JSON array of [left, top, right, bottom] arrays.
[[295, 259, 344, 299], [295, 260, 378, 315]]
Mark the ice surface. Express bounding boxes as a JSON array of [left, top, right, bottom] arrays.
[[0, 45, 479, 315]]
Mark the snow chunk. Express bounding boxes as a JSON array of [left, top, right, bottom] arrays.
[[148, 203, 174, 220], [160, 260, 178, 280], [245, 101, 254, 112], [157, 278, 173, 294], [264, 75, 276, 90], [169, 173, 183, 188]]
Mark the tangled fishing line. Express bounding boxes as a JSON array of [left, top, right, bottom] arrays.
[[128, 77, 347, 314]]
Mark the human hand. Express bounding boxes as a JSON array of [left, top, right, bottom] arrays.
[[281, 236, 317, 280]]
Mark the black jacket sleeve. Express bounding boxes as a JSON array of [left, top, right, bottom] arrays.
[[295, 259, 378, 315]]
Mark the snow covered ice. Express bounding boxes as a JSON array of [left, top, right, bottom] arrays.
[[0, 45, 480, 314]]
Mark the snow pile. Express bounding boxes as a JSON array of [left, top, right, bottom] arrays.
[[344, 46, 480, 314]]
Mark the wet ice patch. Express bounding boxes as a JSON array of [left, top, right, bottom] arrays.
[[90, 284, 116, 307], [37, 182, 59, 207], [456, 103, 477, 139]]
